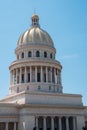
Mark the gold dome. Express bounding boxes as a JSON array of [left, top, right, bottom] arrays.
[[17, 14, 54, 47]]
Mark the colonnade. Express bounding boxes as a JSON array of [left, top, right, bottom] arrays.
[[0, 122, 18, 130], [35, 116, 76, 130], [10, 66, 61, 86]]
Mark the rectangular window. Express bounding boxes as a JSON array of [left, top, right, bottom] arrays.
[[44, 73, 46, 82], [8, 123, 14, 130], [28, 73, 30, 82], [0, 123, 5, 130], [37, 73, 40, 82]]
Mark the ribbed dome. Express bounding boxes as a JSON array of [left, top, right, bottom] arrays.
[[17, 14, 54, 47]]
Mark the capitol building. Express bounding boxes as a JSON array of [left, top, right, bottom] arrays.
[[0, 14, 87, 130]]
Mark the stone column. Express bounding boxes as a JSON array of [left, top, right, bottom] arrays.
[[15, 69, 17, 84], [35, 116, 38, 130], [56, 69, 58, 84], [35, 66, 37, 82], [59, 71, 61, 85], [25, 67, 27, 83], [50, 67, 52, 83], [57, 74, 59, 85], [30, 66, 32, 82], [12, 70, 13, 85], [6, 122, 8, 130], [13, 70, 15, 85], [73, 117, 76, 130], [14, 122, 16, 130], [59, 117, 62, 130], [66, 117, 69, 130], [10, 71, 11, 85], [16, 68, 18, 84], [41, 66, 43, 82], [54, 68, 56, 84], [10, 70, 12, 85], [46, 66, 48, 82], [11, 70, 13, 85], [43, 116, 46, 130], [51, 116, 54, 130], [20, 67, 22, 83]]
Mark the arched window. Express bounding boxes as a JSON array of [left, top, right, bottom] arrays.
[[44, 52, 47, 58], [50, 53, 52, 59], [28, 51, 32, 57], [36, 51, 40, 57], [21, 52, 24, 58]]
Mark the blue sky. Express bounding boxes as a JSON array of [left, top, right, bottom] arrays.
[[0, 0, 87, 105]]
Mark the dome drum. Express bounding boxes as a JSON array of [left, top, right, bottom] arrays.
[[9, 63, 62, 94], [15, 47, 56, 61]]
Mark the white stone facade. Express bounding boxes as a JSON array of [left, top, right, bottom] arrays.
[[0, 14, 87, 130]]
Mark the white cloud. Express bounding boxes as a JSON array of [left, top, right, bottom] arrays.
[[60, 54, 79, 60]]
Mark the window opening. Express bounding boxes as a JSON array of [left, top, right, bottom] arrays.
[[22, 74, 24, 83], [37, 73, 40, 82], [21, 52, 24, 58], [36, 51, 40, 57], [44, 52, 47, 58], [28, 51, 32, 57], [28, 73, 30, 82]]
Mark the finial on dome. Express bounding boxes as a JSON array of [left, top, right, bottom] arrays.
[[31, 13, 40, 27]]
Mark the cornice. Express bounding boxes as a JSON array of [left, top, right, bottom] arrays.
[[9, 58, 62, 70], [0, 102, 18, 107], [17, 103, 84, 110], [15, 44, 56, 53]]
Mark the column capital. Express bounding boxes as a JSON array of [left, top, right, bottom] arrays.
[[51, 116, 55, 119], [66, 116, 69, 119], [6, 121, 9, 123], [43, 116, 47, 119], [59, 116, 62, 118]]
